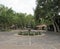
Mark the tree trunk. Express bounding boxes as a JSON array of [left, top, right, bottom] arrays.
[[51, 18, 57, 32], [55, 22, 60, 32], [52, 22, 57, 32]]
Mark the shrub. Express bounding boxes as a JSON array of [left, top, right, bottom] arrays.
[[18, 31, 41, 36], [18, 32, 22, 35]]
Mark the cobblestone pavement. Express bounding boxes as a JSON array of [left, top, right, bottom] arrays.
[[0, 30, 60, 49]]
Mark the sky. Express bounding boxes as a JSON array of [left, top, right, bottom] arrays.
[[0, 0, 36, 15]]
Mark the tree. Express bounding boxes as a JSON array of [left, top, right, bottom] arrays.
[[35, 0, 60, 32], [0, 4, 15, 29], [25, 14, 35, 28], [0, 4, 35, 30]]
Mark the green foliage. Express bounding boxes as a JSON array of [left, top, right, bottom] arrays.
[[0, 4, 35, 30], [18, 31, 41, 36], [35, 0, 60, 25], [25, 14, 36, 28]]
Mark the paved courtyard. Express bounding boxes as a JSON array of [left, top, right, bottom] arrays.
[[0, 30, 60, 49]]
